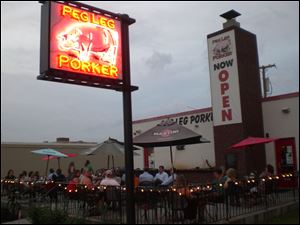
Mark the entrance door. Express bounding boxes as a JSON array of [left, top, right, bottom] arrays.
[[275, 138, 298, 188]]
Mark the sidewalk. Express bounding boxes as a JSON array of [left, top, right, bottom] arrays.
[[2, 219, 31, 224]]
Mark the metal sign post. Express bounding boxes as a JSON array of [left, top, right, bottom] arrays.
[[120, 14, 136, 224]]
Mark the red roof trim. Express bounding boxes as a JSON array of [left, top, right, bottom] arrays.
[[261, 92, 299, 102], [133, 107, 212, 124]]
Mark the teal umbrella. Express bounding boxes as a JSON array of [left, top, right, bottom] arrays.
[[31, 149, 68, 176]]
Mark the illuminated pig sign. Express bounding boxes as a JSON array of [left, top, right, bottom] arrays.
[[45, 2, 122, 80]]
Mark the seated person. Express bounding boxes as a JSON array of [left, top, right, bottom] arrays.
[[121, 172, 139, 188], [53, 169, 66, 183], [138, 168, 154, 186], [100, 170, 120, 186], [161, 168, 177, 186], [80, 170, 93, 190], [67, 170, 80, 193], [48, 168, 56, 181], [259, 164, 275, 195], [5, 169, 16, 180], [154, 165, 169, 186]]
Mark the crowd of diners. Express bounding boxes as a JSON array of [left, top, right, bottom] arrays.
[[2, 162, 292, 222], [3, 160, 277, 192]]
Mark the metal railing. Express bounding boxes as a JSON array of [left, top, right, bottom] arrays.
[[1, 174, 298, 224]]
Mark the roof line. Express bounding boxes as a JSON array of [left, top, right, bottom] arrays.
[[133, 107, 212, 124], [261, 92, 299, 102], [133, 91, 299, 124]]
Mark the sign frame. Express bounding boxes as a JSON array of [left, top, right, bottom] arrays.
[[38, 1, 138, 92], [38, 1, 137, 223]]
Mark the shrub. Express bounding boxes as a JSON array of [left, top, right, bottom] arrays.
[[27, 207, 85, 224]]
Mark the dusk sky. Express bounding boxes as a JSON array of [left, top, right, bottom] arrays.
[[1, 1, 299, 143]]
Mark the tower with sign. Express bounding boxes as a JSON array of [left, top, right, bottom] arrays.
[[207, 10, 265, 175]]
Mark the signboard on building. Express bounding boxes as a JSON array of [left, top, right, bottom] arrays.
[[38, 1, 131, 91], [207, 30, 242, 126]]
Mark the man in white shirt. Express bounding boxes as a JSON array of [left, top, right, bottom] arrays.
[[100, 170, 120, 186], [161, 168, 177, 186], [154, 165, 169, 185], [138, 168, 154, 185], [48, 168, 56, 180]]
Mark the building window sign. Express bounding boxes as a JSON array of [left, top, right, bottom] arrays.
[[49, 2, 122, 79], [208, 30, 242, 126]]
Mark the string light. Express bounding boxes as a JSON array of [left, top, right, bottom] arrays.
[[235, 182, 238, 185], [219, 183, 223, 187], [262, 178, 265, 182], [75, 189, 78, 192]]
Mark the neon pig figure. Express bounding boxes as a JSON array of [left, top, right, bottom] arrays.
[[56, 22, 119, 65]]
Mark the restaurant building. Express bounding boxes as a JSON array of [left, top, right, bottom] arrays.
[[133, 92, 299, 177], [133, 11, 299, 176]]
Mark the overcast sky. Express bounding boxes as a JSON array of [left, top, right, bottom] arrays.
[[1, 1, 299, 143]]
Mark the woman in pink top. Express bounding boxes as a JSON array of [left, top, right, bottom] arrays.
[[80, 171, 93, 190]]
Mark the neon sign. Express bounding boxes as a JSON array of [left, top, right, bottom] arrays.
[[46, 2, 122, 80]]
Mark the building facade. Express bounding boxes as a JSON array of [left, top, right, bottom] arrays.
[[133, 92, 299, 176]]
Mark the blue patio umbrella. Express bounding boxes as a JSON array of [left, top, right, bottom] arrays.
[[31, 149, 68, 176]]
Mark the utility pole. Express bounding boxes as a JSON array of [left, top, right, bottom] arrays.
[[259, 64, 276, 98]]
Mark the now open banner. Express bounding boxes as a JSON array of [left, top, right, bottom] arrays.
[[207, 30, 242, 126]]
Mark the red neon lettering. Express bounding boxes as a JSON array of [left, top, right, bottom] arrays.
[[61, 5, 115, 29], [219, 69, 232, 122], [220, 82, 229, 95], [222, 109, 232, 121], [219, 70, 229, 82], [57, 55, 119, 78], [222, 96, 230, 108]]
